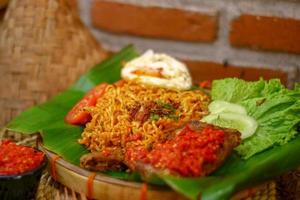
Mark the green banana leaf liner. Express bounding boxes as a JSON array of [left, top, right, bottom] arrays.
[[7, 45, 300, 200]]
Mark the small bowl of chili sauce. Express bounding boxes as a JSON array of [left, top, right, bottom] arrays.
[[0, 140, 47, 200]]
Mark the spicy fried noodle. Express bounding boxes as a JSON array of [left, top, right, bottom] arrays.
[[79, 81, 210, 153]]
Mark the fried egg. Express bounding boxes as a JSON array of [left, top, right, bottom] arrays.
[[121, 50, 192, 90]]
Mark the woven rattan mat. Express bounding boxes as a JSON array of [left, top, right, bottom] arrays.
[[36, 172, 89, 200]]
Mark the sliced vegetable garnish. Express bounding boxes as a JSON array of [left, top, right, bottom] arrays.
[[208, 100, 247, 115], [156, 100, 176, 111], [150, 114, 160, 121], [202, 113, 258, 139], [65, 83, 108, 125], [202, 100, 257, 139]]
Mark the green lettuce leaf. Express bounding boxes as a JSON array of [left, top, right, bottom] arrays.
[[212, 78, 300, 158]]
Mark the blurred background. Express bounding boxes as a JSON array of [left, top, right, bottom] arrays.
[[80, 0, 300, 87], [2, 0, 298, 86]]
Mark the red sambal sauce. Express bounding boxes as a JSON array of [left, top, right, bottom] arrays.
[[143, 125, 225, 177], [0, 140, 45, 175]]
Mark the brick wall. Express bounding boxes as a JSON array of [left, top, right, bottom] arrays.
[[76, 0, 300, 86]]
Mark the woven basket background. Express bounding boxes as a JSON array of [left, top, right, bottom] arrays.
[[0, 0, 108, 127]]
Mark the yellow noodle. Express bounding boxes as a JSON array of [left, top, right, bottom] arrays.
[[79, 81, 210, 152]]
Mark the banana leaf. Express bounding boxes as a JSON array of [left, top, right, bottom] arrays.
[[6, 45, 300, 200]]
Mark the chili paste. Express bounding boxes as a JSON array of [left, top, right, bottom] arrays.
[[0, 140, 45, 175], [125, 124, 225, 177]]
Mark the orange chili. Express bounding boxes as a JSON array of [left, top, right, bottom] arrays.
[[0, 140, 44, 175], [140, 183, 148, 200], [50, 155, 61, 181], [114, 79, 127, 88], [199, 80, 212, 89], [87, 172, 97, 199]]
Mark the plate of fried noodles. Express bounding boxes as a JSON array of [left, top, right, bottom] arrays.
[[7, 45, 300, 200]]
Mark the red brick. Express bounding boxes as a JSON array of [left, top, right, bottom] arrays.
[[185, 61, 239, 81], [230, 14, 300, 54], [184, 60, 287, 85], [91, 1, 218, 42]]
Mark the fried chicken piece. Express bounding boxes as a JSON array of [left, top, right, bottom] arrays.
[[80, 147, 126, 171], [134, 121, 241, 177], [80, 121, 241, 177]]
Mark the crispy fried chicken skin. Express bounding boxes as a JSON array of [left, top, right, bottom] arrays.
[[80, 121, 241, 177], [80, 147, 126, 171]]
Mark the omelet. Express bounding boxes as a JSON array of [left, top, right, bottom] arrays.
[[121, 50, 192, 90]]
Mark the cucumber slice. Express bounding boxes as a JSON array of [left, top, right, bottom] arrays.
[[201, 113, 258, 139], [208, 100, 247, 115]]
